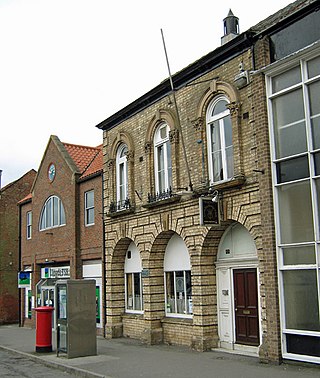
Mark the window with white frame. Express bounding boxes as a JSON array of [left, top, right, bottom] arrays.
[[85, 190, 94, 226], [206, 96, 234, 183], [125, 242, 143, 313], [39, 195, 66, 230], [116, 144, 128, 208], [164, 234, 192, 317], [267, 51, 320, 360], [27, 211, 32, 239], [154, 123, 172, 193]]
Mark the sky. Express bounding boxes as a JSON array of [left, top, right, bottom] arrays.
[[0, 0, 292, 187]]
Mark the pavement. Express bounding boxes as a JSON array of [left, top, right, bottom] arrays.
[[0, 324, 320, 378]]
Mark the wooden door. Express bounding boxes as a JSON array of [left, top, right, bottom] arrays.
[[233, 269, 259, 346]]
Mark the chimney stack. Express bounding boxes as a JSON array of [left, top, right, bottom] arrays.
[[221, 9, 239, 45]]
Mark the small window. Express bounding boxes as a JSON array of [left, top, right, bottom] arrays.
[[26, 211, 32, 239], [85, 190, 94, 226], [206, 97, 234, 183], [39, 196, 66, 230], [116, 144, 128, 209]]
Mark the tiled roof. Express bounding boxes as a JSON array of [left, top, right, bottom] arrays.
[[18, 193, 32, 204], [63, 142, 102, 175], [80, 145, 103, 180]]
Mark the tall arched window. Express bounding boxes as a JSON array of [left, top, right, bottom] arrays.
[[116, 144, 128, 208], [164, 234, 192, 318], [154, 123, 172, 194], [206, 96, 234, 183], [124, 242, 143, 313], [39, 195, 66, 230]]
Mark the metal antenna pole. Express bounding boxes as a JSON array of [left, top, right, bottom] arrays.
[[160, 29, 193, 191]]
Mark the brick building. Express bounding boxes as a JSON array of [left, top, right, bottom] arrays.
[[96, 0, 320, 364], [0, 169, 36, 324], [18, 135, 104, 333]]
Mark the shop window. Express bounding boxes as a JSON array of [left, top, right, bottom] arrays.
[[124, 243, 143, 313], [85, 190, 94, 226], [164, 234, 192, 317], [39, 195, 66, 230], [206, 96, 234, 183]]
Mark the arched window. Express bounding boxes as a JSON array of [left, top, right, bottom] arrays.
[[124, 242, 143, 313], [116, 144, 128, 208], [39, 195, 66, 230], [206, 96, 234, 183], [164, 234, 192, 318], [154, 123, 172, 193]]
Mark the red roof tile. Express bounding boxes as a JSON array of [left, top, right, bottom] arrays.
[[81, 145, 103, 179], [63, 142, 101, 174]]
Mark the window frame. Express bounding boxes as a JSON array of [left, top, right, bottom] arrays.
[[26, 211, 32, 240], [206, 96, 234, 184], [85, 190, 95, 226], [116, 144, 129, 208], [154, 123, 172, 194], [39, 195, 66, 231], [266, 48, 320, 363]]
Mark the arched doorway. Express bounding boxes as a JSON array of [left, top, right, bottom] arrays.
[[216, 222, 260, 354]]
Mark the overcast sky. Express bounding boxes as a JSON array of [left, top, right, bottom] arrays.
[[0, 0, 292, 187]]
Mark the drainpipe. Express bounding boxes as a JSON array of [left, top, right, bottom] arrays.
[[101, 172, 107, 338]]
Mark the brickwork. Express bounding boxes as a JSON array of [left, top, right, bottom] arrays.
[[0, 170, 36, 324], [102, 41, 281, 362]]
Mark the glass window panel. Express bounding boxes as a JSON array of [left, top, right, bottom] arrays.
[[272, 89, 306, 158], [226, 146, 234, 179], [211, 121, 221, 153], [166, 141, 172, 188], [126, 273, 133, 310], [166, 272, 175, 313], [175, 271, 185, 314], [308, 81, 320, 117], [316, 179, 320, 233], [283, 269, 320, 331], [307, 56, 320, 79], [87, 208, 94, 225], [272, 66, 301, 93], [160, 125, 167, 139], [213, 151, 222, 182], [311, 117, 320, 150], [223, 115, 232, 147], [133, 273, 142, 311], [120, 146, 128, 158], [86, 191, 94, 208], [282, 245, 315, 265], [276, 156, 309, 183], [314, 153, 320, 176], [278, 181, 314, 243], [60, 202, 65, 225], [53, 197, 59, 226], [45, 199, 52, 228], [212, 99, 228, 116], [186, 271, 192, 315]]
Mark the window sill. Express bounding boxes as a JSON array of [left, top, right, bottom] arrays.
[[122, 312, 144, 319], [161, 317, 193, 324], [106, 207, 135, 218], [142, 194, 181, 209], [211, 175, 245, 191]]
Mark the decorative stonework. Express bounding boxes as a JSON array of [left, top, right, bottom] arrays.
[[227, 101, 241, 116], [125, 150, 134, 162], [169, 129, 179, 144], [144, 142, 152, 154], [106, 159, 115, 171], [191, 117, 204, 132]]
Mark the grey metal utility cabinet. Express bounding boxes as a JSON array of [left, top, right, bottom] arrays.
[[55, 279, 97, 358]]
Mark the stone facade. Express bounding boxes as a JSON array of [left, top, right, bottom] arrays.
[[98, 26, 282, 362]]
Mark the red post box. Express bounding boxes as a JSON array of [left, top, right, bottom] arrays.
[[35, 306, 54, 352]]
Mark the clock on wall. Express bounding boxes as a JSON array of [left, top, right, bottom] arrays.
[[48, 163, 56, 182]]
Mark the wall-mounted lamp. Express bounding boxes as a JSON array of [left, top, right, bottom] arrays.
[[211, 190, 219, 203], [234, 62, 250, 89]]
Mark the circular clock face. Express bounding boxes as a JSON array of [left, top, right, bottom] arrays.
[[48, 163, 56, 182]]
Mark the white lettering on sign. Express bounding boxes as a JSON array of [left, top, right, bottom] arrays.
[[49, 267, 70, 278]]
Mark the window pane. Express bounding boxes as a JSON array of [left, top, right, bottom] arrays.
[[87, 208, 94, 225], [226, 146, 234, 179], [314, 153, 320, 176], [166, 272, 175, 313], [283, 270, 320, 331], [211, 121, 221, 153], [311, 117, 320, 150], [282, 245, 315, 265], [133, 273, 142, 311], [307, 56, 320, 79], [157, 145, 165, 192], [212, 99, 228, 116], [278, 181, 314, 243], [213, 151, 222, 182], [166, 141, 172, 188], [276, 156, 309, 183], [272, 66, 301, 93], [60, 202, 65, 225], [160, 125, 167, 139], [186, 270, 192, 315], [86, 191, 94, 208], [53, 197, 59, 226], [175, 271, 185, 314], [120, 146, 128, 158], [316, 180, 320, 232], [223, 115, 232, 147], [272, 89, 306, 158], [46, 199, 52, 228], [126, 274, 133, 310]]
